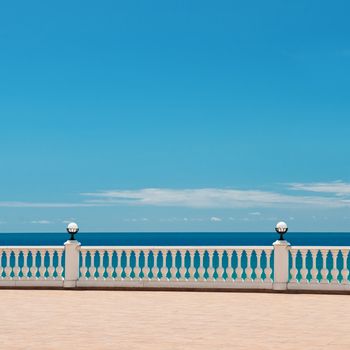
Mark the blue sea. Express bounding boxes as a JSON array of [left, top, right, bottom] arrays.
[[0, 232, 349, 246]]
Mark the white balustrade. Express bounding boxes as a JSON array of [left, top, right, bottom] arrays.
[[0, 243, 347, 292], [288, 247, 350, 291], [0, 247, 64, 287], [77, 246, 273, 289]]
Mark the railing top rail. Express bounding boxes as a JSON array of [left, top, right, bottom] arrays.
[[290, 246, 350, 250], [0, 244, 347, 250], [80, 245, 273, 250], [0, 246, 64, 250]]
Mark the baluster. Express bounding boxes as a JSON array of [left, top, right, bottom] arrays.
[[143, 250, 150, 280], [124, 250, 132, 280], [235, 249, 243, 282], [115, 250, 123, 281], [152, 250, 159, 280], [39, 250, 47, 279], [47, 250, 55, 279], [310, 250, 319, 284], [300, 249, 308, 283], [106, 250, 114, 280], [86, 250, 92, 279], [216, 250, 224, 281], [161, 250, 168, 281], [97, 251, 106, 280], [245, 249, 253, 282], [179, 250, 187, 281], [255, 250, 262, 283], [29, 250, 38, 279], [341, 249, 349, 285], [21, 250, 29, 279], [264, 250, 272, 283], [226, 249, 233, 282], [320, 249, 329, 283], [197, 250, 205, 281], [207, 250, 215, 281], [5, 249, 12, 279], [331, 249, 339, 284], [56, 250, 64, 279], [13, 250, 20, 279], [170, 250, 178, 281], [4, 249, 12, 279], [134, 250, 141, 280], [89, 250, 97, 279], [80, 250, 88, 279], [290, 250, 298, 283], [188, 250, 196, 281]]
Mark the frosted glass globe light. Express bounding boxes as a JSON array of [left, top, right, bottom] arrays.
[[67, 222, 79, 240], [275, 221, 288, 240]]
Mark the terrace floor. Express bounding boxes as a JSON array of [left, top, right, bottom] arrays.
[[0, 289, 349, 349]]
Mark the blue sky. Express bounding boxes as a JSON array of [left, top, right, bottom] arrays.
[[0, 1, 350, 232]]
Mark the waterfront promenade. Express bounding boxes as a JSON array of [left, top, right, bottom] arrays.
[[0, 290, 349, 349]]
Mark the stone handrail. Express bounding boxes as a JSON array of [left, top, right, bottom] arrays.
[[0, 246, 64, 287], [78, 246, 273, 289], [289, 246, 350, 291], [0, 241, 348, 291]]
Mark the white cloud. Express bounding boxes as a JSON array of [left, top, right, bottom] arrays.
[[62, 219, 77, 224], [288, 181, 350, 196], [124, 218, 149, 222], [210, 216, 222, 222], [0, 202, 103, 208], [82, 187, 350, 208], [159, 217, 205, 222], [2, 182, 350, 211], [249, 212, 261, 216], [159, 217, 181, 222], [31, 220, 52, 224]]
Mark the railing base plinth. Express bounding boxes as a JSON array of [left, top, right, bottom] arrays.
[[273, 282, 287, 291], [64, 280, 77, 288]]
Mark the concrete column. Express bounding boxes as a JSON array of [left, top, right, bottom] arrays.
[[273, 240, 291, 291], [64, 240, 81, 288]]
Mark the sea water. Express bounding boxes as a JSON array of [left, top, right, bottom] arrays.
[[0, 232, 349, 246]]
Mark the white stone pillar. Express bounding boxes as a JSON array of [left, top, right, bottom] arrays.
[[64, 240, 81, 288], [273, 240, 291, 291]]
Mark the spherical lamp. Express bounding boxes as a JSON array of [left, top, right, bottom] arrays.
[[66, 222, 79, 240], [275, 221, 288, 240]]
